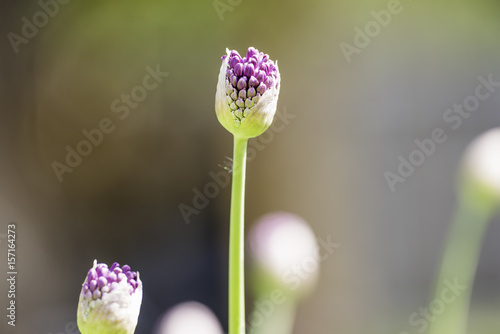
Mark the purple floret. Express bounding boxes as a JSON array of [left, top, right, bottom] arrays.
[[82, 262, 139, 301]]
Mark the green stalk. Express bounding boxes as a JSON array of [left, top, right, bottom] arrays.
[[428, 192, 496, 334], [229, 136, 248, 334]]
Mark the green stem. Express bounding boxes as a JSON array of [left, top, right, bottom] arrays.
[[229, 136, 248, 334], [428, 196, 495, 334]]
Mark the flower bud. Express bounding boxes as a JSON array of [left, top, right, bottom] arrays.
[[460, 127, 500, 208], [248, 212, 319, 300], [216, 47, 280, 138], [77, 260, 143, 334], [154, 302, 223, 334]]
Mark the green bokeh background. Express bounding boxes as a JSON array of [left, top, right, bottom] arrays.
[[1, 0, 500, 333]]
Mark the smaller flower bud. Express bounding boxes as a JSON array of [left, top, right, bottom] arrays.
[[235, 98, 245, 108], [238, 89, 247, 99], [249, 213, 320, 300], [230, 75, 238, 88], [246, 47, 259, 59], [247, 87, 256, 98], [460, 127, 500, 209], [77, 260, 143, 334], [257, 83, 267, 95], [248, 76, 259, 87], [155, 302, 223, 334], [230, 90, 238, 101], [237, 77, 247, 90], [244, 63, 255, 77], [256, 70, 266, 83], [234, 63, 243, 76]]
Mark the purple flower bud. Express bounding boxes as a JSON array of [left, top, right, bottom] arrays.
[[246, 47, 258, 59], [77, 260, 143, 334], [238, 89, 247, 99], [216, 47, 281, 138], [257, 83, 267, 95], [234, 63, 243, 76], [230, 50, 241, 58], [97, 277, 107, 289], [260, 63, 269, 75], [256, 70, 266, 83], [249, 57, 258, 67], [230, 75, 238, 88], [264, 76, 273, 88], [244, 63, 255, 77], [247, 87, 256, 98], [237, 77, 247, 90], [229, 56, 240, 68], [87, 269, 97, 282], [249, 76, 259, 87], [107, 272, 117, 283]]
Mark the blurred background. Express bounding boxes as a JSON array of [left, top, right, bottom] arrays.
[[1, 0, 500, 333]]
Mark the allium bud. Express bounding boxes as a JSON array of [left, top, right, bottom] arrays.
[[154, 302, 224, 334], [248, 212, 319, 299], [216, 47, 280, 138], [77, 260, 143, 334], [460, 127, 500, 207]]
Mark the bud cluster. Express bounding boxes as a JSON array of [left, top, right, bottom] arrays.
[[77, 260, 142, 334], [216, 47, 280, 138], [222, 47, 279, 126]]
